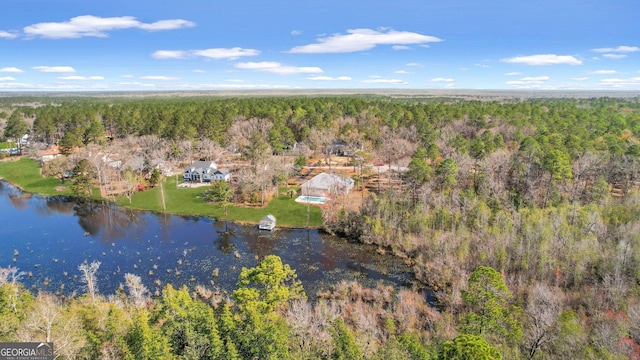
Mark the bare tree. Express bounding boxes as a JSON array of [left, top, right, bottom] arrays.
[[124, 273, 149, 308], [196, 138, 226, 162], [570, 152, 603, 223], [122, 168, 142, 204], [524, 282, 564, 359], [18, 292, 86, 359], [628, 302, 640, 344], [0, 266, 26, 286], [78, 260, 101, 302], [286, 299, 334, 358], [41, 156, 72, 184]]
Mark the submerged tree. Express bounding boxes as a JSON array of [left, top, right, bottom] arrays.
[[78, 260, 100, 303]]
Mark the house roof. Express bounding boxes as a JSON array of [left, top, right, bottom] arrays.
[[261, 214, 276, 222], [185, 161, 216, 172], [214, 168, 231, 175], [301, 173, 354, 191]]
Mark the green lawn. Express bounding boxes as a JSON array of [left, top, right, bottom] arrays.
[[0, 158, 323, 227], [118, 178, 323, 227], [0, 157, 73, 196]]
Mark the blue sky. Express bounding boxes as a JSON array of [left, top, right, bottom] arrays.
[[0, 0, 639, 91]]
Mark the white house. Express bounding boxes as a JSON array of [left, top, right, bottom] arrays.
[[212, 168, 232, 182], [300, 173, 354, 198], [183, 161, 217, 182]]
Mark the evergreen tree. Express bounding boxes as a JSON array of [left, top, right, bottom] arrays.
[[441, 334, 502, 360]]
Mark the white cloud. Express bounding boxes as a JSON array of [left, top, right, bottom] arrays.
[[395, 70, 413, 74], [138, 19, 194, 31], [475, 63, 491, 68], [431, 78, 455, 82], [589, 70, 617, 75], [193, 69, 206, 73], [572, 77, 589, 81], [591, 46, 639, 53], [225, 79, 244, 82], [192, 47, 260, 60], [152, 50, 188, 59], [288, 28, 442, 53], [121, 74, 134, 78], [602, 54, 627, 59], [392, 45, 411, 50], [406, 62, 422, 67], [153, 47, 260, 60], [307, 76, 351, 81], [521, 76, 550, 81], [140, 75, 179, 80], [0, 77, 16, 81], [0, 31, 17, 39], [291, 30, 302, 36], [361, 78, 408, 84], [501, 54, 582, 66], [235, 61, 322, 75], [507, 75, 551, 86], [23, 15, 194, 39], [57, 75, 104, 80], [0, 67, 24, 73], [32, 66, 76, 73], [599, 77, 640, 88], [505, 72, 521, 76]]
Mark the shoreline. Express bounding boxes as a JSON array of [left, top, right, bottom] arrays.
[[0, 159, 324, 229]]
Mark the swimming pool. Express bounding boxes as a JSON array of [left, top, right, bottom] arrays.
[[295, 195, 328, 204]]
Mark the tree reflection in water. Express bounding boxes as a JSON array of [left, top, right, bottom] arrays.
[[73, 199, 146, 243]]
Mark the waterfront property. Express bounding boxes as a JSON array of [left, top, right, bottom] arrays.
[[183, 161, 217, 182], [300, 172, 354, 198]]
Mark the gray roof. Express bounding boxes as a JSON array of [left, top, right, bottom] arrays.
[[301, 173, 354, 191], [185, 161, 216, 173], [261, 214, 276, 222], [214, 168, 231, 175]]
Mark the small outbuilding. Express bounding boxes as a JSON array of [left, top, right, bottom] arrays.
[[259, 214, 276, 231]]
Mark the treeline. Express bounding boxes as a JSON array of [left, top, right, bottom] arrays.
[[3, 256, 637, 359], [3, 96, 638, 157], [1, 257, 519, 359]]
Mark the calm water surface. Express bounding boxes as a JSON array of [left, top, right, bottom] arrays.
[[0, 181, 422, 298]]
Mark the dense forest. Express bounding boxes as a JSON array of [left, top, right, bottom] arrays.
[[2, 94, 640, 358]]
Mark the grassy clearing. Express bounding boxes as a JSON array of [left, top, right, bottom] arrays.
[[0, 142, 17, 149], [0, 158, 323, 227], [118, 178, 323, 227], [0, 157, 72, 196]]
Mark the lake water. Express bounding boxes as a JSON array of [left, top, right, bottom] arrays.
[[0, 180, 422, 299]]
